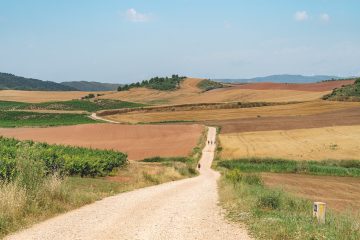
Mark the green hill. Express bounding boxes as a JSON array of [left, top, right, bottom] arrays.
[[0, 72, 77, 91], [61, 81, 122, 91], [323, 78, 360, 101], [118, 75, 186, 91]]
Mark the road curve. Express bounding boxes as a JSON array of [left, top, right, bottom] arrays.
[[5, 127, 251, 240]]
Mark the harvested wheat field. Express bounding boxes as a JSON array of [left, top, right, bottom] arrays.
[[262, 173, 360, 212], [219, 125, 360, 161], [100, 78, 330, 105], [0, 123, 204, 160], [103, 100, 360, 124], [234, 79, 354, 92], [0, 90, 108, 103]]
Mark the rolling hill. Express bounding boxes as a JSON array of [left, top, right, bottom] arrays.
[[60, 81, 121, 91], [216, 74, 340, 83], [0, 72, 77, 91]]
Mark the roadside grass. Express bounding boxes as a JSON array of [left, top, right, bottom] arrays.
[[0, 162, 186, 238], [0, 111, 97, 127], [0, 99, 146, 112], [219, 170, 360, 240], [217, 158, 360, 177], [0, 127, 208, 237]]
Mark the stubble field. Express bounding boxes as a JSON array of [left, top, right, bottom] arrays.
[[219, 125, 360, 161]]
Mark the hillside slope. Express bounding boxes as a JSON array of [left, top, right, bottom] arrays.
[[0, 73, 77, 91], [217, 74, 340, 83], [61, 81, 121, 91], [323, 78, 360, 101]]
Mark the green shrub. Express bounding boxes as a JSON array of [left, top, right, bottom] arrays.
[[0, 137, 128, 179]]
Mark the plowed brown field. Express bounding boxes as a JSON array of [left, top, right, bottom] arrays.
[[0, 124, 204, 161], [234, 80, 354, 92], [219, 125, 360, 161], [0, 90, 107, 103], [103, 100, 360, 124], [213, 106, 360, 134], [262, 173, 360, 212]]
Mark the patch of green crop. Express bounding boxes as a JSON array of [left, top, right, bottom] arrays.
[[0, 111, 96, 127], [217, 158, 360, 177], [0, 99, 145, 112]]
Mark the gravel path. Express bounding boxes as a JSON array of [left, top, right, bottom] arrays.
[[5, 127, 251, 240]]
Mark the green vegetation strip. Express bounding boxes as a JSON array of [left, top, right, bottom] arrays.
[[0, 99, 146, 112], [0, 137, 127, 179], [219, 171, 359, 240], [323, 78, 360, 101], [218, 158, 360, 177], [0, 111, 96, 127]]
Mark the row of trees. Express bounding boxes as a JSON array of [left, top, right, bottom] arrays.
[[118, 75, 186, 91]]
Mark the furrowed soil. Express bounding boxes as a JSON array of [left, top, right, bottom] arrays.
[[103, 100, 360, 124], [0, 123, 204, 161], [0, 90, 108, 103], [262, 173, 360, 212], [219, 125, 360, 161], [213, 106, 360, 134]]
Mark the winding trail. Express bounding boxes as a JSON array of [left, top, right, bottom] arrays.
[[6, 127, 251, 240]]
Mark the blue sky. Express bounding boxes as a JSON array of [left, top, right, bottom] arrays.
[[0, 0, 359, 83]]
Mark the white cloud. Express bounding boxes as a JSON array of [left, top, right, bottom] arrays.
[[294, 11, 309, 21], [320, 13, 330, 22], [125, 8, 150, 22]]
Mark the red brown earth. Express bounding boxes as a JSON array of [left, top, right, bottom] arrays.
[[233, 80, 354, 92], [209, 107, 360, 134], [0, 124, 204, 161]]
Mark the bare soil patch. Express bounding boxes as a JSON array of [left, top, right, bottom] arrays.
[[262, 173, 360, 212], [219, 125, 360, 161], [0, 123, 204, 161], [214, 106, 360, 134], [104, 100, 360, 124], [234, 80, 355, 92]]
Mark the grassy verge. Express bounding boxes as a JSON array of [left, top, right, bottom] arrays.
[[217, 158, 360, 177], [0, 99, 146, 112], [0, 161, 187, 238], [219, 171, 360, 240], [0, 111, 97, 127]]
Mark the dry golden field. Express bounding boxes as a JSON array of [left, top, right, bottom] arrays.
[[103, 100, 360, 124], [0, 90, 109, 103], [219, 125, 360, 161], [100, 78, 331, 105], [262, 173, 360, 212]]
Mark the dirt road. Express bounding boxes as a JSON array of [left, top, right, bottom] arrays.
[[6, 127, 250, 240]]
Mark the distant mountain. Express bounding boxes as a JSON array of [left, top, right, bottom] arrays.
[[216, 75, 341, 84], [60, 81, 122, 91], [0, 72, 77, 91]]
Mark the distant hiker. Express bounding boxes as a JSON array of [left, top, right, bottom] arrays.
[[208, 140, 210, 144], [198, 163, 201, 169]]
